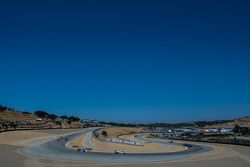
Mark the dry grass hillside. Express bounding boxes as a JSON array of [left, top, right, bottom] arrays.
[[204, 116, 250, 128], [0, 110, 38, 123], [96, 127, 144, 139], [0, 109, 86, 131]]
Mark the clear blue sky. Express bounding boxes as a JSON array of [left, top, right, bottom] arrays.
[[0, 0, 250, 123]]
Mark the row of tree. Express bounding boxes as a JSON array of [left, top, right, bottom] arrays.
[[0, 105, 15, 112], [34, 111, 80, 122], [233, 125, 250, 136]]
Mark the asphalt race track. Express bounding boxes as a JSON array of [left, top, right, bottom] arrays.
[[21, 128, 213, 163]]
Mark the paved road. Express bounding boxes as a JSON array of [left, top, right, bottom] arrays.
[[22, 128, 212, 163], [83, 130, 96, 148]]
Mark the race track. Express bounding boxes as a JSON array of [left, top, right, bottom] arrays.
[[21, 128, 213, 163]]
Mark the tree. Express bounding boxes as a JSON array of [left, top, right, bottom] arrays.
[[233, 125, 241, 134], [55, 121, 62, 126], [47, 114, 58, 120], [60, 115, 68, 120], [68, 116, 80, 122], [34, 111, 49, 118], [101, 130, 107, 137], [0, 105, 10, 112], [22, 112, 32, 115], [241, 127, 249, 136], [233, 125, 249, 136]]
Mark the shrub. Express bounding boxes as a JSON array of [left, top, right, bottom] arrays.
[[101, 130, 107, 137], [34, 111, 49, 118]]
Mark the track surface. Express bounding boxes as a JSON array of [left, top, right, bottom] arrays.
[[22, 128, 212, 163]]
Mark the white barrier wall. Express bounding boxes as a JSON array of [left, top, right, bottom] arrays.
[[105, 138, 143, 146]]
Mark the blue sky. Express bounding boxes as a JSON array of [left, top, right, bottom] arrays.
[[0, 0, 250, 123]]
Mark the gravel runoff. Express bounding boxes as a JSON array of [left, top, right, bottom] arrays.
[[21, 128, 213, 163]]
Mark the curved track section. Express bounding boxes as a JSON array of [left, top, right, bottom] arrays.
[[22, 128, 213, 163]]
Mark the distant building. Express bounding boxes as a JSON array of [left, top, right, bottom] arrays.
[[219, 128, 234, 134], [36, 118, 45, 124]]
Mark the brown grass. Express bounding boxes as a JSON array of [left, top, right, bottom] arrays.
[[0, 110, 38, 123], [97, 127, 144, 139]]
